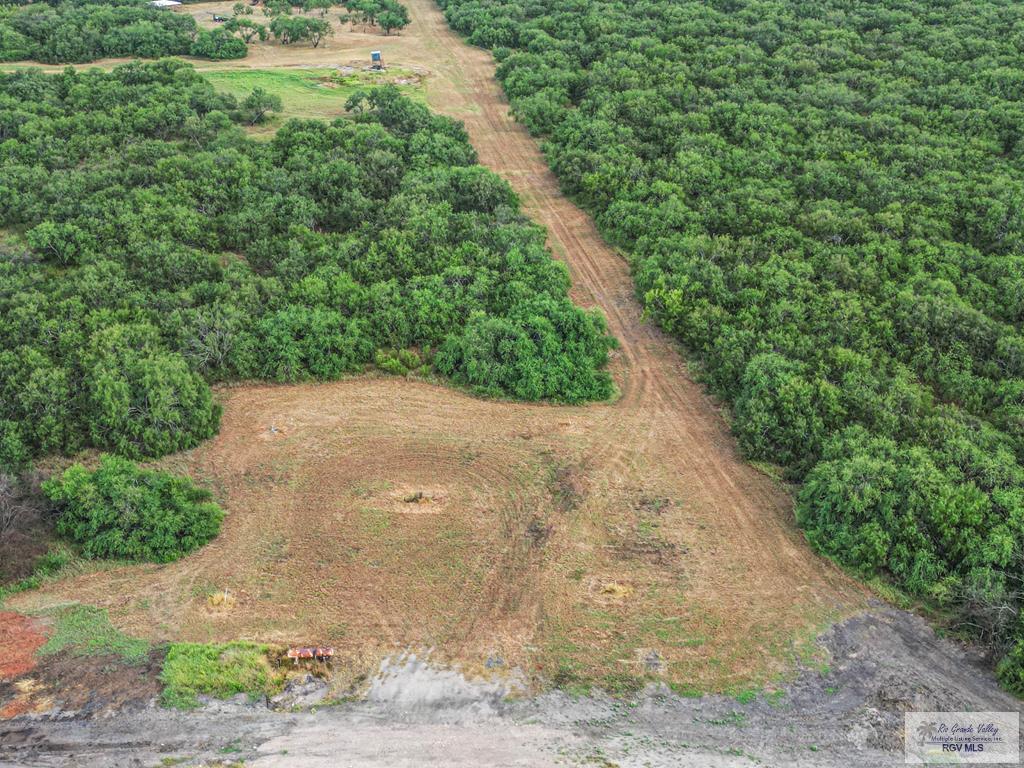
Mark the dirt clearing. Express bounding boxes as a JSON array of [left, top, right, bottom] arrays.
[[0, 649, 162, 721], [9, 370, 861, 693]]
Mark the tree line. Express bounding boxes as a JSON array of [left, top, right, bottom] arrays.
[[0, 0, 246, 62], [0, 61, 613, 474], [224, 0, 410, 46], [0, 0, 408, 64], [438, 0, 1024, 692], [339, 0, 409, 35]]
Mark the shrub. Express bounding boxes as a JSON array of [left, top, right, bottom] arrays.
[[190, 28, 248, 60], [374, 348, 408, 375], [997, 640, 1024, 698], [0, 420, 29, 474], [796, 428, 1011, 596], [435, 298, 614, 403], [732, 353, 842, 477], [397, 348, 421, 370], [43, 455, 224, 563], [84, 325, 221, 459], [160, 641, 283, 709]]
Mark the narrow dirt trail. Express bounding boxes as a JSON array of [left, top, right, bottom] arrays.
[[402, 0, 856, 604], [8, 1, 868, 690]]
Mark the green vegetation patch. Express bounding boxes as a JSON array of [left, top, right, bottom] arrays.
[[0, 0, 246, 64], [43, 455, 224, 563], [200, 66, 424, 126], [37, 604, 150, 663], [338, 0, 410, 36], [160, 642, 284, 709]]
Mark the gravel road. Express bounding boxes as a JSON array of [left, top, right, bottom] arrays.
[[3, 607, 1021, 768]]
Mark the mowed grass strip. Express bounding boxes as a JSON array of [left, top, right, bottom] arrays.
[[37, 604, 150, 664]]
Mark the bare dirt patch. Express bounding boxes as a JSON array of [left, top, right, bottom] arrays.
[[177, 0, 415, 69], [386, 485, 449, 514], [0, 474, 53, 586], [0, 650, 162, 721], [0, 613, 47, 681], [0, 525, 52, 586]]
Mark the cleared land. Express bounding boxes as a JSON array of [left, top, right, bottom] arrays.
[[6, 0, 866, 693]]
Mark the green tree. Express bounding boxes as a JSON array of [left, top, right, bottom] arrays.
[[732, 354, 828, 473], [378, 2, 409, 34], [303, 0, 336, 16], [224, 16, 268, 44], [43, 455, 223, 563], [84, 325, 220, 459], [240, 86, 282, 125]]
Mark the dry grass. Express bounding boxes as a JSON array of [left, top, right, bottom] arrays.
[[12, 375, 863, 692]]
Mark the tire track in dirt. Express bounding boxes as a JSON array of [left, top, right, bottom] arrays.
[[401, 0, 838, 592]]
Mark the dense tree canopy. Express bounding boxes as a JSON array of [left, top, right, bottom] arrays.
[[0, 0, 248, 63], [438, 0, 1024, 686], [0, 62, 613, 472]]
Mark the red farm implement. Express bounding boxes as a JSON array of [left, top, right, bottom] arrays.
[[286, 646, 335, 664]]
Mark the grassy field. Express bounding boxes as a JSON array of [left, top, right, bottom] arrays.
[[0, 65, 424, 133], [37, 605, 150, 664], [160, 642, 285, 709], [200, 67, 424, 129]]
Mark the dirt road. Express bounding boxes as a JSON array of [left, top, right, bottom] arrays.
[[4, 610, 1021, 767], [402, 0, 841, 591]]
